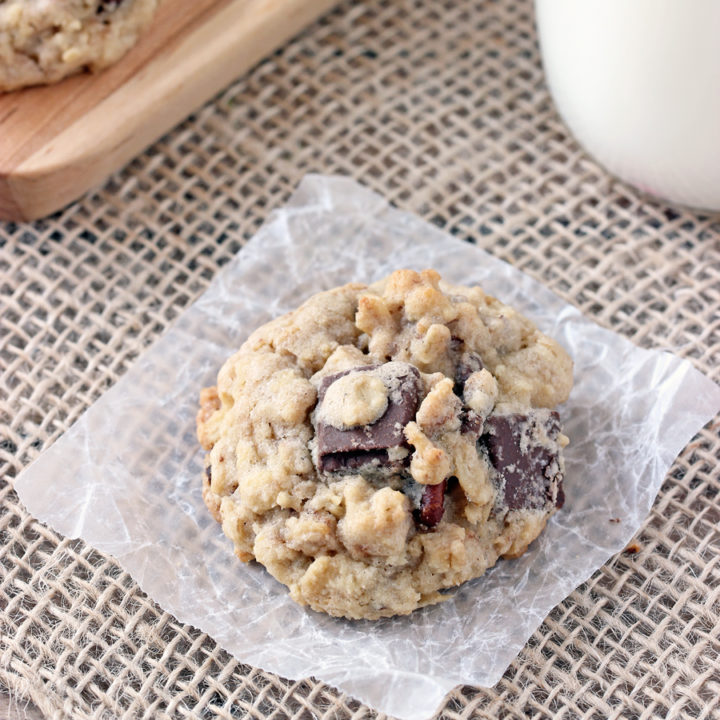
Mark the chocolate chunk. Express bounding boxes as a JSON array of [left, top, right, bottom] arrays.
[[419, 479, 447, 527], [316, 365, 378, 396], [319, 449, 390, 474], [460, 408, 483, 437], [482, 411, 564, 511], [204, 466, 212, 484], [315, 363, 421, 474], [454, 351, 484, 393], [97, 0, 123, 13]]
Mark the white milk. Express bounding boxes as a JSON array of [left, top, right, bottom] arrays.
[[535, 0, 720, 210]]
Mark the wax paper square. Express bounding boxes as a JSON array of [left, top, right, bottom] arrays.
[[15, 175, 720, 719]]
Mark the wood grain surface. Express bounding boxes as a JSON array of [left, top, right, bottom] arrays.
[[0, 0, 337, 221]]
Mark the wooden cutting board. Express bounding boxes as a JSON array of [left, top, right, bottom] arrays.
[[0, 0, 337, 221]]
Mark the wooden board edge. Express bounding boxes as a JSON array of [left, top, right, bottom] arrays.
[[0, 0, 338, 222], [0, 174, 24, 221]]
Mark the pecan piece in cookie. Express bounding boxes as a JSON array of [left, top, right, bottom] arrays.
[[314, 362, 422, 474], [418, 478, 447, 527]]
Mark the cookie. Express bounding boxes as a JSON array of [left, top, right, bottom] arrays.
[[197, 269, 573, 620], [0, 0, 159, 92]]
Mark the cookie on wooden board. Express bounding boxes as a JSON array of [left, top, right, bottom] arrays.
[[0, 0, 159, 91]]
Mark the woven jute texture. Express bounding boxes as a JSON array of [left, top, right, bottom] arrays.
[[2, 0, 719, 718]]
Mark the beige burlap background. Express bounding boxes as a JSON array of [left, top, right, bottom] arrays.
[[2, 0, 719, 718]]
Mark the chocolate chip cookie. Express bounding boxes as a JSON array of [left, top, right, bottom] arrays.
[[0, 0, 159, 91], [197, 269, 573, 620]]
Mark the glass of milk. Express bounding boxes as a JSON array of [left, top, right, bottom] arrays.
[[535, 0, 720, 211]]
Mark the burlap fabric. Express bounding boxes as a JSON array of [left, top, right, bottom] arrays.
[[2, 0, 719, 718]]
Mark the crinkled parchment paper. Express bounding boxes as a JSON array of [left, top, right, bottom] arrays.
[[15, 175, 720, 720]]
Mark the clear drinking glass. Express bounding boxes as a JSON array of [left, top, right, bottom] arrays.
[[535, 0, 720, 211]]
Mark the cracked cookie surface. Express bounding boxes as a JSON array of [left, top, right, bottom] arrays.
[[197, 269, 573, 619], [0, 0, 159, 91]]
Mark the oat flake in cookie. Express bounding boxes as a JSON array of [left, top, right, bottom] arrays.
[[196, 270, 573, 620], [0, 0, 159, 91]]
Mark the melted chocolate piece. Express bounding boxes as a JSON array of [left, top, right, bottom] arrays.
[[454, 351, 484, 394], [316, 365, 377, 396], [319, 449, 390, 473], [460, 408, 483, 437], [315, 363, 421, 473], [419, 479, 447, 527], [97, 0, 123, 13], [483, 411, 564, 511]]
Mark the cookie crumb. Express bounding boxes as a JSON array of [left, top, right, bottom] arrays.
[[624, 542, 641, 554]]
